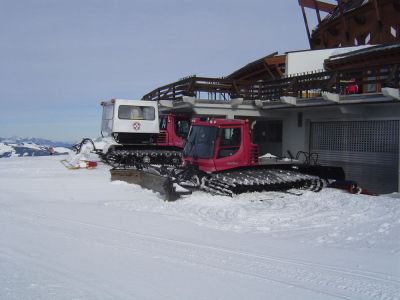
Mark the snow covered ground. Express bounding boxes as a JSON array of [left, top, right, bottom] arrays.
[[0, 155, 399, 299]]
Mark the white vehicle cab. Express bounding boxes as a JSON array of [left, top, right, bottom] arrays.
[[100, 99, 160, 155], [101, 99, 160, 142], [99, 99, 182, 166]]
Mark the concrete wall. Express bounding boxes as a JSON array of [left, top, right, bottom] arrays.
[[282, 112, 307, 157]]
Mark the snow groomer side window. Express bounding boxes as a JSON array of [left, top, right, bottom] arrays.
[[103, 105, 114, 120], [175, 119, 191, 137], [101, 104, 114, 136], [217, 127, 241, 158], [118, 105, 155, 120]]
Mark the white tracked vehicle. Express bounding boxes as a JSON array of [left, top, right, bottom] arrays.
[[99, 99, 188, 167]]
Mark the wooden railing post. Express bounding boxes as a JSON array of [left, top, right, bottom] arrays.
[[394, 64, 399, 88]]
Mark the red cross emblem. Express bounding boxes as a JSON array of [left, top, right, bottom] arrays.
[[132, 122, 141, 130]]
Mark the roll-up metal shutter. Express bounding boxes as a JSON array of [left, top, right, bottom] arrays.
[[310, 120, 399, 194]]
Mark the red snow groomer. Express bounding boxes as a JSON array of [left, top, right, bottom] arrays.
[[111, 117, 345, 200]]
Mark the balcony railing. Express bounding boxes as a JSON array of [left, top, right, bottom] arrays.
[[141, 63, 400, 102]]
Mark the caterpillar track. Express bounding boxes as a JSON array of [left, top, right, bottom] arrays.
[[197, 168, 324, 196], [172, 166, 324, 196], [110, 165, 326, 201], [105, 149, 182, 168]]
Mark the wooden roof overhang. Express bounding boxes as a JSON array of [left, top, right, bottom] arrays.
[[226, 53, 286, 81], [324, 43, 400, 70]]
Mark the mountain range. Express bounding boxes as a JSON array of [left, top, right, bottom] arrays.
[[0, 137, 74, 158]]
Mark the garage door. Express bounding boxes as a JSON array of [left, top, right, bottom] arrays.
[[310, 120, 399, 194]]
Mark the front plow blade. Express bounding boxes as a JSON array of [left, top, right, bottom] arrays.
[[110, 169, 191, 201]]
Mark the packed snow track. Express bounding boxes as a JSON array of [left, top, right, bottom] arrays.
[[0, 156, 399, 300]]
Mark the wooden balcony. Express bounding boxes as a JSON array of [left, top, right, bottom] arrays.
[[142, 63, 400, 103]]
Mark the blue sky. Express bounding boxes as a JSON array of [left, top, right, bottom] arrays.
[[0, 0, 313, 142]]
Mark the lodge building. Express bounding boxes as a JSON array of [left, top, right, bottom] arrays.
[[142, 0, 400, 194]]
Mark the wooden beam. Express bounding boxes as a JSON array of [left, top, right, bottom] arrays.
[[263, 62, 276, 80], [298, 0, 336, 13], [372, 0, 383, 36], [313, 0, 322, 23], [240, 68, 272, 80], [372, 0, 381, 22], [300, 4, 312, 47], [397, 24, 400, 39], [264, 56, 285, 78], [264, 55, 286, 65], [338, 0, 350, 42], [275, 65, 284, 78]]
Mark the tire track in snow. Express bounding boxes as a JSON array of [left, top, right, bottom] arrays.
[[0, 210, 355, 300], [2, 209, 399, 300], [0, 248, 129, 299]]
